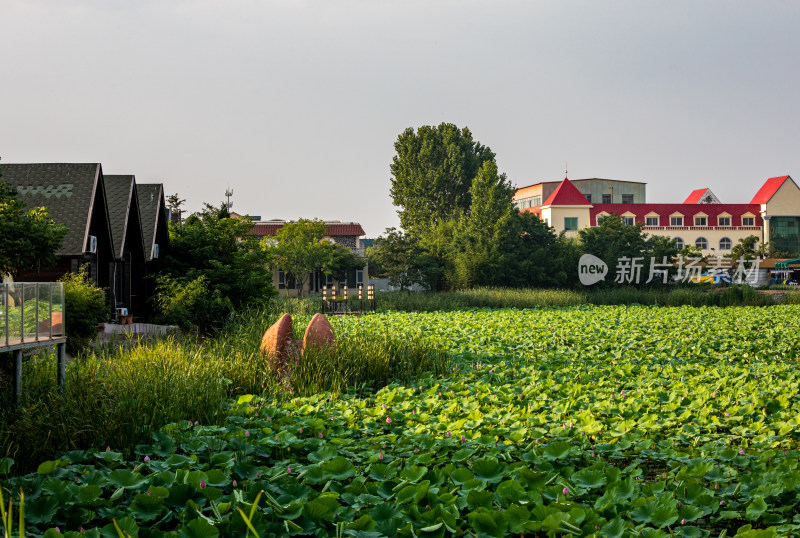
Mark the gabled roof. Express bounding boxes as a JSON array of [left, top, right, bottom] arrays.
[[683, 188, 721, 204], [104, 175, 145, 259], [590, 203, 761, 227], [684, 189, 707, 203], [542, 177, 590, 206], [252, 221, 366, 237], [0, 163, 108, 256], [136, 184, 168, 261], [751, 175, 790, 204]]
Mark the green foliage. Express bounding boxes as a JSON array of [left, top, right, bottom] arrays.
[[4, 306, 800, 536], [0, 181, 67, 281], [59, 267, 107, 354], [157, 204, 275, 332], [390, 123, 498, 236], [367, 228, 441, 291], [268, 219, 359, 297]]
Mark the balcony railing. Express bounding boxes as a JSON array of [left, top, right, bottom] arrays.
[[1, 282, 65, 350]]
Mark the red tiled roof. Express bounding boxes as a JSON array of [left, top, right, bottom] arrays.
[[750, 176, 789, 204], [252, 222, 365, 237], [590, 203, 761, 227], [683, 189, 709, 204], [542, 177, 590, 206]]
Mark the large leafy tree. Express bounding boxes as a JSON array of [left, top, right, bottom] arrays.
[[578, 214, 649, 284], [390, 123, 500, 237], [368, 228, 442, 291], [0, 181, 67, 281], [156, 204, 275, 331], [268, 219, 357, 296]]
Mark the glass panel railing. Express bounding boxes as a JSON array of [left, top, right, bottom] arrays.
[[1, 282, 65, 347]]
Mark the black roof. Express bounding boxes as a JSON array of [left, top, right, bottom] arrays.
[[136, 183, 167, 260], [0, 163, 106, 256], [105, 175, 145, 259]]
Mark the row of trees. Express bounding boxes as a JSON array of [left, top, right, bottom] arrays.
[[368, 122, 785, 291]]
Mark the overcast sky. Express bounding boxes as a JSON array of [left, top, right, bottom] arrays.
[[2, 0, 799, 236]]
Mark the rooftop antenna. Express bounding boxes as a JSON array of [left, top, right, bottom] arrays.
[[224, 187, 233, 210], [565, 161, 568, 179]]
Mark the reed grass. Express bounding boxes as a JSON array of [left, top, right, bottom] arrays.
[[0, 306, 447, 474]]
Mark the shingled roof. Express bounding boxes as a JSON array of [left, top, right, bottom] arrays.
[[104, 175, 145, 259], [542, 177, 591, 206], [136, 184, 168, 261], [0, 163, 109, 256]]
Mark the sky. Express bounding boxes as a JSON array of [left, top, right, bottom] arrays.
[[2, 0, 799, 237]]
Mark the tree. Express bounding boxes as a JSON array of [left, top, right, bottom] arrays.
[[390, 123, 500, 237], [156, 203, 274, 331], [449, 161, 516, 288], [728, 235, 760, 261], [165, 193, 186, 223], [578, 215, 649, 285], [0, 181, 67, 281], [268, 219, 341, 297], [368, 228, 442, 291]]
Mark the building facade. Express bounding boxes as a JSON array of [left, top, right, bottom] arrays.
[[514, 175, 800, 256]]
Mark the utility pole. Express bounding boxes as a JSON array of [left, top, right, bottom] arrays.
[[224, 188, 233, 210]]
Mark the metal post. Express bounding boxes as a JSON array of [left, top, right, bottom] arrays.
[[4, 284, 8, 347], [57, 342, 66, 395], [20, 284, 24, 344], [35, 283, 40, 342], [49, 283, 53, 338], [13, 349, 22, 406]]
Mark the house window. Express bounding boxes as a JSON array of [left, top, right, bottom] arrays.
[[694, 216, 707, 226], [695, 237, 709, 250], [670, 216, 684, 226], [718, 216, 731, 226], [356, 270, 364, 286], [278, 270, 296, 290], [564, 217, 578, 231], [583, 194, 592, 203], [602, 194, 612, 204], [719, 237, 732, 251], [673, 237, 684, 250], [622, 216, 635, 226], [622, 194, 634, 204], [742, 216, 755, 226], [645, 216, 659, 226]]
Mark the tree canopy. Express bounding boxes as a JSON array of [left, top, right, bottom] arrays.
[[390, 123, 501, 237], [156, 204, 274, 331], [0, 181, 67, 281]]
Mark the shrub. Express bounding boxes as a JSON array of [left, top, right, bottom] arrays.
[[60, 267, 107, 354]]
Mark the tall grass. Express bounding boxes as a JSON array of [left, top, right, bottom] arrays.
[[372, 285, 779, 311], [0, 307, 447, 475]]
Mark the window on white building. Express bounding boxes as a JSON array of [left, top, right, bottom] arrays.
[[694, 216, 707, 226], [673, 237, 684, 250], [695, 237, 709, 250], [602, 194, 612, 204], [645, 216, 659, 226], [670, 216, 684, 226], [622, 216, 635, 226], [719, 237, 732, 251], [742, 216, 755, 226], [718, 216, 731, 226], [622, 194, 634, 204]]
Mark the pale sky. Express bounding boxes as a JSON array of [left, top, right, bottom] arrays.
[[2, 1, 799, 237]]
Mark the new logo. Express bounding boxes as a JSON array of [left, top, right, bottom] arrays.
[[578, 254, 608, 285]]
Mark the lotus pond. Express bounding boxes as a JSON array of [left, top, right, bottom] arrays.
[[3, 305, 800, 537]]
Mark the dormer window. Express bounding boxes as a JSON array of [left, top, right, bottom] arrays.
[[670, 216, 684, 226], [742, 216, 755, 226], [718, 216, 731, 226], [694, 216, 707, 226]]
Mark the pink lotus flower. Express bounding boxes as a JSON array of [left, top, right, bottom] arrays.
[[460, 436, 465, 442], [386, 417, 392, 424], [245, 430, 250, 437], [318, 432, 323, 439], [720, 500, 725, 505], [144, 455, 150, 462], [299, 427, 303, 433], [199, 480, 206, 489], [562, 487, 569, 496], [739, 449, 745, 455], [233, 480, 237, 487], [287, 467, 291, 474], [681, 519, 686, 525]]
